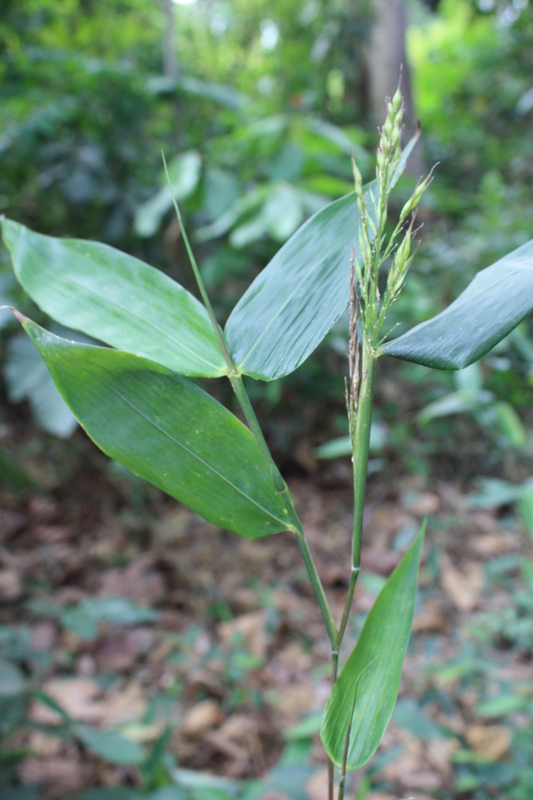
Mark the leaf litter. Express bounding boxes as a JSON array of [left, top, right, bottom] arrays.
[[0, 422, 532, 799]]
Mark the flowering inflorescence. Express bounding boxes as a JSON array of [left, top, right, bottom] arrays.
[[350, 88, 434, 350]]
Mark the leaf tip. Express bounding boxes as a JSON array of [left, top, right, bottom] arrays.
[[0, 305, 27, 326]]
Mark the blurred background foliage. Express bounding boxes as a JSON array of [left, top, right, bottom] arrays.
[[2, 0, 531, 486]]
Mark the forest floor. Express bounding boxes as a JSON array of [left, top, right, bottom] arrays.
[[1, 422, 532, 800]]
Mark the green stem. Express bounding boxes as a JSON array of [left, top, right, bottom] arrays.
[[296, 529, 339, 650], [166, 161, 339, 668], [351, 340, 377, 574], [234, 377, 338, 651], [163, 153, 235, 374], [337, 566, 359, 645]]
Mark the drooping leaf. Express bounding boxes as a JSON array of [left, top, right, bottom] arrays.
[[76, 726, 143, 765], [320, 524, 425, 770], [224, 133, 420, 381], [1, 218, 227, 378], [381, 240, 533, 369], [18, 317, 290, 539]]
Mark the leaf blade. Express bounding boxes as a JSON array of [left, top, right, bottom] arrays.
[[20, 318, 290, 539], [320, 524, 425, 770], [380, 240, 533, 369], [1, 218, 228, 378], [224, 132, 420, 381]]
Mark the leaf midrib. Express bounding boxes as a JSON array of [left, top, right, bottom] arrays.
[[14, 236, 224, 372], [95, 373, 289, 530]]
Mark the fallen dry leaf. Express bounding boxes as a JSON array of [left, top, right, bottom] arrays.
[[440, 553, 484, 612], [465, 725, 512, 761], [101, 682, 147, 727], [31, 678, 104, 725], [93, 627, 155, 672], [0, 568, 22, 600], [28, 730, 63, 757], [98, 555, 165, 606], [404, 491, 441, 516], [181, 699, 223, 736], [218, 610, 267, 658], [425, 737, 460, 782], [19, 756, 92, 799], [305, 766, 329, 800], [413, 599, 450, 633]]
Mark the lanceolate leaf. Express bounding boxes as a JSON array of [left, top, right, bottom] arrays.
[[19, 317, 291, 539], [320, 525, 425, 770], [380, 240, 533, 370], [1, 218, 228, 378], [224, 132, 420, 381]]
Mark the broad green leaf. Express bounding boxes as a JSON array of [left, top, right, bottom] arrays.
[[19, 317, 290, 539], [76, 725, 143, 765], [224, 132, 420, 381], [1, 218, 227, 378], [320, 525, 425, 770], [0, 657, 26, 696], [381, 240, 533, 369]]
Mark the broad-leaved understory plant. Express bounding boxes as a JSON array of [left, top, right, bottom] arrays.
[[2, 90, 533, 799]]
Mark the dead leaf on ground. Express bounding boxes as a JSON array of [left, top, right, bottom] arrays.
[[465, 725, 512, 761], [361, 547, 401, 575], [305, 767, 329, 800], [0, 568, 22, 600], [403, 491, 441, 516], [218, 610, 267, 658], [181, 699, 223, 736], [101, 682, 147, 727], [469, 532, 521, 555], [34, 525, 71, 543], [31, 678, 104, 725], [413, 599, 450, 633], [93, 627, 156, 672], [28, 730, 63, 757], [440, 553, 484, 612], [425, 738, 460, 782], [98, 555, 165, 606], [19, 756, 92, 799]]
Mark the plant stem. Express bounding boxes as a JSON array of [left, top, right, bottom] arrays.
[[163, 154, 235, 374], [296, 529, 339, 650], [328, 651, 339, 800], [351, 340, 376, 575], [233, 375, 338, 648], [335, 338, 377, 653]]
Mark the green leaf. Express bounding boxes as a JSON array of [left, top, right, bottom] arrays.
[[76, 725, 143, 765], [225, 133, 420, 381], [381, 240, 533, 369], [519, 488, 533, 538], [1, 218, 228, 379], [0, 658, 26, 697], [19, 317, 290, 539], [320, 524, 425, 770]]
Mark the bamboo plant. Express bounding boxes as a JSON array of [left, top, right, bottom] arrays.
[[2, 90, 533, 798]]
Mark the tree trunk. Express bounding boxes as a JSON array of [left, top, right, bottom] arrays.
[[364, 0, 422, 173], [163, 0, 178, 78]]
